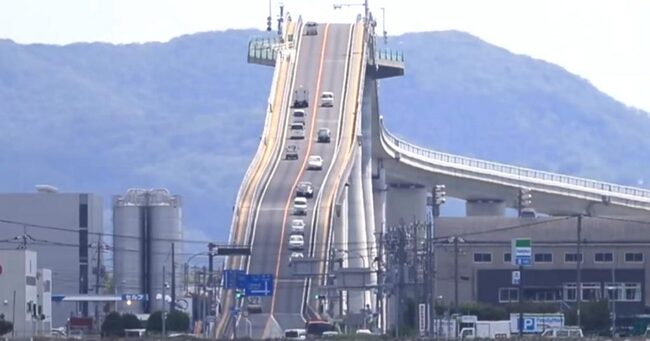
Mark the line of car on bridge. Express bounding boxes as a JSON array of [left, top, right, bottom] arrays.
[[284, 86, 335, 259]]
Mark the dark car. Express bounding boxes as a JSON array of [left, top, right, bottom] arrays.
[[305, 22, 318, 36], [293, 88, 309, 108], [285, 145, 299, 160], [317, 128, 331, 143], [296, 181, 314, 198]]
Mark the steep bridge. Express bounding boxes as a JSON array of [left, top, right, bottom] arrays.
[[215, 15, 650, 339]]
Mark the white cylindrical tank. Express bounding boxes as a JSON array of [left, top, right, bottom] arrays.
[[148, 189, 183, 312], [113, 189, 147, 313]]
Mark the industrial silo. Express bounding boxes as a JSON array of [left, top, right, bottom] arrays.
[[113, 188, 147, 313], [147, 188, 183, 312]]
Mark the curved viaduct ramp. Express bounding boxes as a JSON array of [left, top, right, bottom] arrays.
[[372, 112, 650, 216]]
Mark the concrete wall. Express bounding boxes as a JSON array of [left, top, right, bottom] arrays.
[[0, 192, 103, 328], [433, 216, 650, 314]]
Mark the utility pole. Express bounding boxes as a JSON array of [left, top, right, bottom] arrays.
[[396, 226, 406, 338], [453, 236, 459, 312], [518, 263, 524, 337], [208, 242, 216, 318], [162, 265, 167, 339], [576, 214, 583, 328], [171, 243, 176, 312], [376, 229, 383, 330]]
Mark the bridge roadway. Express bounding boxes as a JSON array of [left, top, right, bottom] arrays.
[[242, 23, 356, 338]]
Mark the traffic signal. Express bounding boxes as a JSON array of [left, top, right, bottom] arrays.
[[519, 188, 532, 209], [266, 16, 272, 32], [434, 184, 446, 205]]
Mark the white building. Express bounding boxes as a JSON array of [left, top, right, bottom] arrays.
[[0, 250, 52, 337]]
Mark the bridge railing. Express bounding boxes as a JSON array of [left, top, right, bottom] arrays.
[[380, 119, 650, 199], [375, 48, 405, 63], [248, 37, 279, 65]]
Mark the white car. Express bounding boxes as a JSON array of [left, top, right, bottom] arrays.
[[284, 328, 307, 340], [293, 197, 308, 215], [290, 251, 304, 260], [290, 219, 305, 234], [320, 91, 334, 107], [288, 234, 305, 250], [307, 155, 323, 170]]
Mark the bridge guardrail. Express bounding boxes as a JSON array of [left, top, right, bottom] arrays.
[[248, 37, 279, 64], [380, 118, 650, 199], [375, 48, 405, 63]]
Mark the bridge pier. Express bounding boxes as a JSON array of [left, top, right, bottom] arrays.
[[361, 74, 377, 312], [372, 158, 388, 333], [347, 147, 369, 314], [465, 199, 506, 216]]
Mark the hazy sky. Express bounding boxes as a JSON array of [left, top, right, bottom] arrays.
[[1, 0, 648, 112]]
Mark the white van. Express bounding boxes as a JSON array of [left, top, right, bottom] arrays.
[[541, 327, 583, 338], [284, 328, 307, 340]]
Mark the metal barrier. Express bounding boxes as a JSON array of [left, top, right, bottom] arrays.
[[380, 119, 650, 199], [375, 48, 405, 63], [248, 37, 279, 63]]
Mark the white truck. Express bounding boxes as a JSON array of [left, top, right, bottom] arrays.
[[459, 320, 511, 339], [434, 315, 511, 339]]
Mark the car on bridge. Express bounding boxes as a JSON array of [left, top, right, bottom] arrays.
[[293, 197, 308, 215], [307, 155, 323, 170], [320, 91, 334, 107], [289, 234, 305, 250], [296, 181, 314, 198], [293, 109, 306, 119], [290, 251, 304, 259], [304, 22, 318, 36], [293, 88, 309, 108], [290, 122, 305, 139], [290, 219, 305, 234], [285, 145, 299, 160], [317, 128, 331, 143]]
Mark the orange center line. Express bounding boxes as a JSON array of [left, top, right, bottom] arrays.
[[270, 23, 331, 315]]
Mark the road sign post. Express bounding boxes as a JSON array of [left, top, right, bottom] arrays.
[[512, 238, 532, 337]]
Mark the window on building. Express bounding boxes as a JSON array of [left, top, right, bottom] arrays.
[[623, 283, 642, 302], [499, 288, 519, 303], [534, 290, 557, 302], [503, 253, 511, 263], [563, 283, 577, 301], [564, 253, 583, 263], [595, 252, 613, 262], [474, 253, 492, 263], [605, 283, 622, 301], [581, 283, 601, 301], [625, 252, 643, 263], [534, 253, 553, 263]]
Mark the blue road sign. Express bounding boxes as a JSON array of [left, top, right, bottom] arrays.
[[244, 274, 274, 297], [223, 270, 246, 289], [121, 293, 149, 301], [515, 257, 531, 266]]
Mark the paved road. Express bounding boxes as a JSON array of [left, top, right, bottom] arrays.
[[244, 23, 354, 337]]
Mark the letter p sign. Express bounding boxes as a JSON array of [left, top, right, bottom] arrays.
[[524, 318, 536, 332]]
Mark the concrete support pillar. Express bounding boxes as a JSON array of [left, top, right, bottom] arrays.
[[372, 159, 388, 333], [361, 80, 377, 311], [332, 185, 350, 316], [465, 199, 506, 217], [385, 183, 427, 334], [386, 185, 428, 227], [347, 148, 367, 314]]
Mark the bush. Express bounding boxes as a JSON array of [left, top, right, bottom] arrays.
[[166, 310, 190, 332], [146, 311, 163, 332], [122, 313, 141, 329], [147, 310, 190, 333], [101, 312, 124, 337]]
